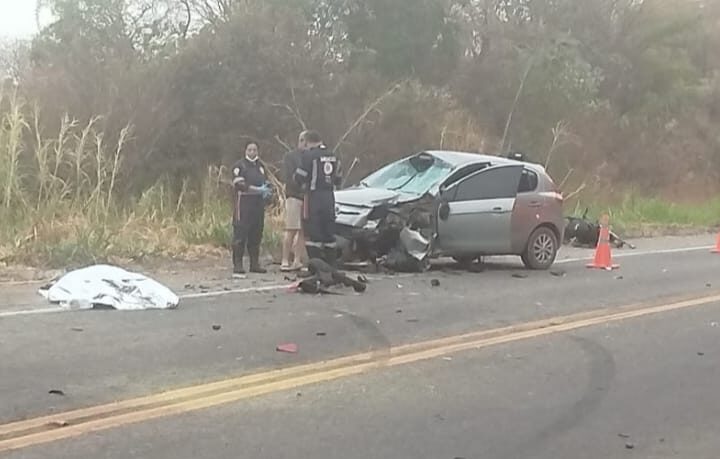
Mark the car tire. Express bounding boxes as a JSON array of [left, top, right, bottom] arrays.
[[521, 226, 558, 270]]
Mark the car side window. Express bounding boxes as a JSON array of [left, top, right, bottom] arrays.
[[441, 163, 489, 189], [518, 169, 538, 193], [453, 167, 522, 202]]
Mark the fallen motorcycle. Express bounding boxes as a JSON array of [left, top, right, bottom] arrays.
[[563, 208, 636, 250]]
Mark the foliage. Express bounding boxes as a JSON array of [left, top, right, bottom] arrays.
[[0, 0, 717, 265]]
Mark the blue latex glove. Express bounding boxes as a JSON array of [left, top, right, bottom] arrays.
[[259, 183, 273, 200]]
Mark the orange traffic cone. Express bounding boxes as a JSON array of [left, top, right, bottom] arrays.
[[586, 214, 620, 270], [712, 232, 720, 253]]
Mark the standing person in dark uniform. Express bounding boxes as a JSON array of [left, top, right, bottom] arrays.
[[293, 130, 342, 267], [231, 140, 272, 276]]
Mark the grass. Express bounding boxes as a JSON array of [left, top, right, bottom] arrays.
[[0, 89, 284, 269], [568, 195, 720, 236], [0, 90, 717, 270]]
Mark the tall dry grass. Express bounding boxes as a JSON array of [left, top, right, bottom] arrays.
[[0, 90, 283, 268]]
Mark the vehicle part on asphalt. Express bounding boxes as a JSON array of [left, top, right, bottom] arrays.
[[276, 343, 298, 353], [334, 150, 565, 271], [564, 208, 636, 249]]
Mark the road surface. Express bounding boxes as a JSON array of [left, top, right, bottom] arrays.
[[1, 235, 719, 458]]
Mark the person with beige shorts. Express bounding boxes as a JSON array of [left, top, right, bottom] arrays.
[[281, 131, 308, 271]]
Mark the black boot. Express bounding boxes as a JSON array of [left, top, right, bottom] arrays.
[[233, 244, 245, 275], [249, 247, 267, 274]]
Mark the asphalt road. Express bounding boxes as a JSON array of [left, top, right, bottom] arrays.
[[1, 235, 720, 458]]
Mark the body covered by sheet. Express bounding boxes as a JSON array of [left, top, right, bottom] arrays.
[[38, 265, 180, 311]]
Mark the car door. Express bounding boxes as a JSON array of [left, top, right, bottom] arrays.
[[436, 165, 524, 254]]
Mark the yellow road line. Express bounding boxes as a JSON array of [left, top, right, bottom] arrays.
[[2, 292, 719, 453]]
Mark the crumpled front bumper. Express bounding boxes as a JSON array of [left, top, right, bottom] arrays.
[[334, 204, 431, 263]]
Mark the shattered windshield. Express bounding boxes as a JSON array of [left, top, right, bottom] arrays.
[[361, 154, 453, 195]]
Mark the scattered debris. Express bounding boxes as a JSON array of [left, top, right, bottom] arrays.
[[697, 352, 705, 356], [618, 433, 631, 439], [316, 332, 327, 337], [277, 343, 298, 354], [431, 279, 441, 287], [615, 275, 624, 280], [397, 283, 404, 289], [707, 283, 712, 288], [395, 309, 403, 314], [48, 390, 65, 396], [625, 442, 635, 450], [406, 318, 420, 323], [38, 265, 179, 311], [212, 325, 222, 331], [70, 327, 84, 332], [442, 357, 453, 361], [712, 322, 718, 327], [512, 273, 528, 279], [550, 270, 566, 277]]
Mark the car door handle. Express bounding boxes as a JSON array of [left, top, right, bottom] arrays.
[[492, 206, 503, 212]]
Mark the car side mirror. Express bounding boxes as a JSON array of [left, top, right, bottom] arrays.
[[438, 201, 450, 221]]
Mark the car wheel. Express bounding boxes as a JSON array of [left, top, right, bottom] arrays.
[[522, 227, 558, 270]]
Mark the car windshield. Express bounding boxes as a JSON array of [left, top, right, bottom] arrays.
[[360, 154, 453, 195]]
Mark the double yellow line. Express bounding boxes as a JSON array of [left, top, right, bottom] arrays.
[[2, 292, 719, 453]]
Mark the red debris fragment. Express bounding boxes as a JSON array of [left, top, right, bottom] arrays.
[[276, 343, 298, 353]]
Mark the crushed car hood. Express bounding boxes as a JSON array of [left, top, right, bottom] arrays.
[[335, 187, 424, 228], [335, 187, 416, 207]]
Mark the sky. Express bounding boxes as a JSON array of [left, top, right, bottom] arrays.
[[0, 0, 39, 39]]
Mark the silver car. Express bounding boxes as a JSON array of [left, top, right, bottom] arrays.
[[334, 150, 565, 270]]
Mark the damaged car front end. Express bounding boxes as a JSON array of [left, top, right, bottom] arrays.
[[334, 152, 457, 271]]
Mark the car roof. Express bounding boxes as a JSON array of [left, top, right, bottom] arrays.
[[423, 150, 546, 173]]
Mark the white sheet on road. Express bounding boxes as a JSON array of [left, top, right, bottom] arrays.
[[38, 265, 179, 311]]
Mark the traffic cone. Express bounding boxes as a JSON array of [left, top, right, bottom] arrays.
[[586, 214, 619, 271], [712, 232, 720, 253]]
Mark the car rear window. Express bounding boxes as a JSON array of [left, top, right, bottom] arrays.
[[518, 169, 538, 193]]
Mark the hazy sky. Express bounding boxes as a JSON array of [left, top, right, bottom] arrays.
[[0, 0, 39, 39]]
